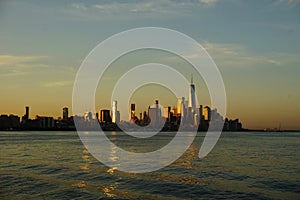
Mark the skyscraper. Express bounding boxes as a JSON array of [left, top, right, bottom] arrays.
[[177, 98, 182, 115], [163, 106, 171, 122], [148, 100, 162, 127], [177, 97, 186, 117], [21, 106, 30, 124], [130, 104, 135, 120], [155, 100, 159, 122], [112, 101, 120, 123], [203, 106, 211, 121], [188, 76, 196, 113], [99, 110, 111, 123], [25, 106, 29, 120], [63, 107, 68, 120]]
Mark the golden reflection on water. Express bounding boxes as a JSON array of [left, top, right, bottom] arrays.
[[102, 132, 120, 198], [81, 155, 89, 160], [71, 181, 87, 188], [72, 149, 91, 189], [102, 184, 118, 198], [102, 170, 119, 198], [80, 164, 89, 171], [80, 148, 90, 171], [175, 143, 198, 169], [82, 149, 89, 154], [109, 132, 119, 167], [107, 167, 116, 175]]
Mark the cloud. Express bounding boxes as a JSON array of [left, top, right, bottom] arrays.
[[288, 0, 300, 5], [92, 1, 176, 14], [71, 3, 87, 10], [199, 0, 218, 6], [203, 41, 243, 56], [0, 55, 47, 67], [93, 2, 153, 11], [0, 70, 28, 77], [65, 0, 219, 20], [266, 59, 281, 65], [0, 55, 48, 77], [201, 41, 285, 68], [44, 80, 73, 88], [274, 0, 300, 7]]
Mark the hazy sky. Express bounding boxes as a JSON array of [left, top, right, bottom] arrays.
[[0, 0, 299, 130]]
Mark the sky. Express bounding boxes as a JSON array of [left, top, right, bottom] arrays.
[[0, 0, 299, 130]]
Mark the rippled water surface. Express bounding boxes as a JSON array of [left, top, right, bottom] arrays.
[[1, 131, 299, 199]]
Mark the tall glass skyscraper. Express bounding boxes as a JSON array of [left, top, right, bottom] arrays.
[[188, 76, 196, 113], [63, 107, 68, 120], [112, 100, 119, 123]]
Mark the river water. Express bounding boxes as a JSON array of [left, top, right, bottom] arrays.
[[0, 131, 299, 199]]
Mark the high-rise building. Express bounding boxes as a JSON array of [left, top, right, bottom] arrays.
[[148, 100, 162, 127], [111, 101, 120, 123], [21, 106, 30, 124], [194, 113, 199, 126], [188, 76, 196, 113], [63, 107, 68, 120], [130, 104, 135, 120], [99, 109, 111, 123], [116, 111, 120, 123], [199, 105, 203, 119], [193, 105, 201, 125], [142, 111, 149, 123], [155, 100, 159, 122], [163, 106, 171, 122], [148, 108, 157, 125], [199, 105, 204, 125], [178, 97, 186, 117], [203, 106, 211, 121], [25, 106, 29, 120], [177, 98, 182, 115], [37, 116, 55, 129]]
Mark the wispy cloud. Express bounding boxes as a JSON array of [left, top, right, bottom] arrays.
[[203, 41, 243, 56], [0, 70, 28, 77], [203, 41, 285, 67], [283, 0, 300, 6], [202, 41, 292, 68], [0, 55, 48, 77], [71, 3, 87, 11], [161, 41, 287, 68], [288, 0, 300, 5], [273, 0, 300, 7], [0, 55, 47, 67], [266, 59, 281, 65], [64, 0, 219, 20], [44, 80, 73, 88], [93, 2, 157, 13], [199, 0, 218, 6]]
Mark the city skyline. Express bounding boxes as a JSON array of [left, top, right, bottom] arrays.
[[1, 75, 237, 130], [0, 1, 299, 130], [0, 100, 243, 132]]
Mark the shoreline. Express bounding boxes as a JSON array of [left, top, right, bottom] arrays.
[[0, 129, 299, 132]]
